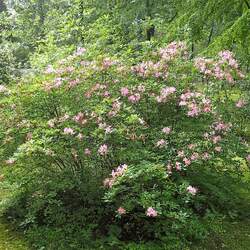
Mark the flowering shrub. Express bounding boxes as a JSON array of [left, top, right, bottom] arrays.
[[0, 42, 249, 245]]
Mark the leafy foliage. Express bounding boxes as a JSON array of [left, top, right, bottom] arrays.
[[0, 1, 249, 249]]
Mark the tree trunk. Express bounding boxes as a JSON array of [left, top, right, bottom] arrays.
[[145, 0, 155, 41], [0, 0, 6, 12], [207, 22, 214, 46]]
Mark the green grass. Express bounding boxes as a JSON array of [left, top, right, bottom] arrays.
[[193, 178, 250, 250], [0, 188, 29, 250], [192, 219, 250, 250], [0, 218, 29, 250]]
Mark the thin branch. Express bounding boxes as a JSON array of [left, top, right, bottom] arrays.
[[244, 0, 250, 9]]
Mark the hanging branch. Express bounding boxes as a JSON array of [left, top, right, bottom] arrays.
[[244, 0, 250, 9]]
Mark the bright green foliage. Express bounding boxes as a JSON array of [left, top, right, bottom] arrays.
[[0, 40, 249, 248], [0, 0, 249, 249]]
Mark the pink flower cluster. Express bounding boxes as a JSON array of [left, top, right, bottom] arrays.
[[120, 84, 146, 103], [212, 121, 231, 132], [0, 85, 10, 94], [162, 127, 171, 134], [98, 144, 109, 156], [104, 164, 128, 188], [120, 87, 129, 96], [179, 91, 211, 117], [45, 64, 55, 74], [117, 207, 126, 215], [187, 185, 198, 195], [156, 139, 167, 148], [236, 99, 247, 108], [218, 51, 238, 69], [5, 158, 16, 165], [73, 112, 87, 125], [68, 78, 80, 88], [128, 93, 141, 103], [132, 61, 168, 79], [102, 58, 117, 69], [159, 41, 187, 61], [98, 122, 113, 134], [195, 51, 244, 83], [156, 86, 176, 103], [74, 47, 86, 56], [63, 127, 75, 135], [85, 83, 108, 99], [146, 207, 158, 217], [84, 148, 91, 155], [246, 155, 250, 163], [108, 100, 122, 117]]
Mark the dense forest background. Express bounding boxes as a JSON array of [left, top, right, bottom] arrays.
[[1, 0, 250, 81], [0, 1, 250, 249]]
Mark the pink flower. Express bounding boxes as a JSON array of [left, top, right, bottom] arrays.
[[177, 150, 185, 158], [202, 152, 210, 160], [166, 164, 172, 174], [54, 77, 63, 88], [212, 135, 222, 144], [26, 132, 33, 141], [191, 152, 199, 160], [102, 58, 115, 69], [162, 127, 171, 134], [146, 207, 158, 217], [5, 158, 15, 165], [45, 65, 54, 74], [156, 139, 166, 148], [175, 161, 182, 171], [179, 101, 187, 106], [246, 155, 250, 163], [105, 126, 113, 134], [203, 105, 211, 113], [214, 122, 230, 131], [63, 127, 75, 135], [183, 158, 191, 166], [117, 207, 126, 215], [84, 148, 91, 155], [111, 164, 128, 178], [48, 119, 55, 128], [156, 87, 176, 103], [103, 91, 110, 97], [215, 146, 222, 152], [188, 144, 196, 150], [187, 185, 198, 195], [225, 72, 234, 83], [187, 104, 200, 117], [75, 47, 86, 56], [98, 144, 108, 156], [66, 66, 74, 73], [128, 93, 141, 103], [77, 133, 83, 140], [236, 99, 246, 108], [73, 112, 87, 125], [137, 84, 145, 92]]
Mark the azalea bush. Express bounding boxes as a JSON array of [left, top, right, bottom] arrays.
[[0, 42, 249, 247]]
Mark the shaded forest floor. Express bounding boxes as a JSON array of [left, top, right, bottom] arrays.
[[0, 216, 250, 249], [0, 218, 29, 250], [0, 187, 250, 250]]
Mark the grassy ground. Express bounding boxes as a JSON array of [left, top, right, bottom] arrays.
[[0, 218, 29, 250], [193, 179, 250, 250], [0, 189, 29, 250], [193, 219, 250, 250]]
